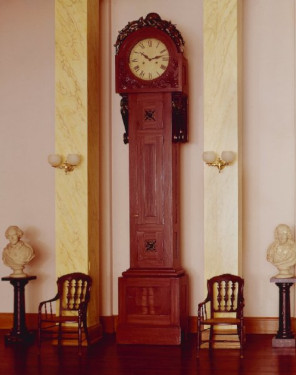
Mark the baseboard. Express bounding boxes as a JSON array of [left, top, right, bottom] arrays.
[[0, 313, 38, 330], [189, 316, 280, 334], [0, 313, 103, 343], [99, 316, 282, 335], [100, 315, 118, 333], [89, 322, 104, 343], [244, 317, 279, 334], [0, 313, 284, 335]]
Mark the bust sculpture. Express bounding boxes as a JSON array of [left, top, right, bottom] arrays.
[[267, 224, 296, 278], [2, 226, 35, 278]]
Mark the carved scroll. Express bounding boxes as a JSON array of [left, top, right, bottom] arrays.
[[120, 94, 129, 144]]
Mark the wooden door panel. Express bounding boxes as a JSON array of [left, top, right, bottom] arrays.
[[137, 134, 164, 225]]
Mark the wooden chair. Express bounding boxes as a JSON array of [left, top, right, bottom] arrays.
[[38, 272, 92, 355], [197, 273, 245, 358]]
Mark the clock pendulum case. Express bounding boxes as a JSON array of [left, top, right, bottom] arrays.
[[115, 13, 189, 345]]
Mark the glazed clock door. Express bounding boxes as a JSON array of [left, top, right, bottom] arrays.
[[128, 38, 170, 80]]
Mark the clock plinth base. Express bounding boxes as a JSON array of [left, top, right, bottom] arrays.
[[117, 324, 183, 345], [117, 272, 188, 345]]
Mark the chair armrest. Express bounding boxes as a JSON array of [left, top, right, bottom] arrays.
[[38, 293, 59, 314], [198, 298, 211, 320]]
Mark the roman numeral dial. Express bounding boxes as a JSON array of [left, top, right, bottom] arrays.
[[129, 38, 170, 81]]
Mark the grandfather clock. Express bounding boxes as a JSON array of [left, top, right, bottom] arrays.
[[115, 13, 188, 345]]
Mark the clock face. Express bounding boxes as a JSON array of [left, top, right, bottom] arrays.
[[129, 38, 170, 81]]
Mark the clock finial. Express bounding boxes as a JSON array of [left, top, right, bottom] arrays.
[[145, 13, 161, 21]]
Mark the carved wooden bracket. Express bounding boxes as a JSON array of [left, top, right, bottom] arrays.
[[120, 94, 129, 144], [172, 92, 188, 143]]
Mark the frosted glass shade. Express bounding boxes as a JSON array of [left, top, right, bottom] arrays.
[[66, 154, 81, 166], [48, 154, 62, 167], [203, 151, 217, 163], [221, 151, 235, 163]]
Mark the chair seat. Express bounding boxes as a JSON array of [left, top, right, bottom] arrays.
[[40, 315, 80, 323]]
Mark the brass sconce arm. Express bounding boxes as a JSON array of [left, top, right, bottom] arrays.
[[203, 151, 235, 173]]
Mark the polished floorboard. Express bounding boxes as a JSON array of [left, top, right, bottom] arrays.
[[1, 332, 296, 375]]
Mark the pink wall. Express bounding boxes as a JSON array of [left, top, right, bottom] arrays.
[[243, 0, 296, 316], [0, 0, 295, 320], [0, 0, 56, 312]]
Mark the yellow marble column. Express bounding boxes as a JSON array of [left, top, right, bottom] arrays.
[[55, 0, 101, 339], [203, 0, 242, 282]]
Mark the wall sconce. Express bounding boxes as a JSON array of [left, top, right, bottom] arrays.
[[203, 151, 235, 173], [48, 154, 81, 174]]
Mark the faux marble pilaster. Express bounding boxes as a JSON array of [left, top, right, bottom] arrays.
[[55, 0, 100, 332], [203, 0, 242, 281]]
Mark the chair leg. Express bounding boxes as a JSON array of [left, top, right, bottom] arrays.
[[83, 317, 90, 346], [197, 318, 201, 358], [209, 326, 213, 350], [239, 323, 244, 358], [78, 317, 82, 356], [37, 319, 41, 355], [58, 322, 62, 348]]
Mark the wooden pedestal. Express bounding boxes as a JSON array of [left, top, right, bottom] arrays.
[[1, 276, 36, 344], [270, 277, 296, 348], [117, 272, 188, 345]]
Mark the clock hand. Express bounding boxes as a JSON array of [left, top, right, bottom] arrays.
[[141, 52, 152, 61], [134, 51, 151, 60], [151, 55, 168, 60]]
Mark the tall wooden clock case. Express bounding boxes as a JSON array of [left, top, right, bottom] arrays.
[[115, 13, 188, 345]]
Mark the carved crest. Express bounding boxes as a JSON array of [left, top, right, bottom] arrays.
[[115, 13, 185, 55]]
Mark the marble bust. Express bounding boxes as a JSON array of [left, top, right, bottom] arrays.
[[267, 224, 296, 278], [2, 226, 35, 278]]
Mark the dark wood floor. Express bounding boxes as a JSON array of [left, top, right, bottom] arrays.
[[1, 332, 296, 375]]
